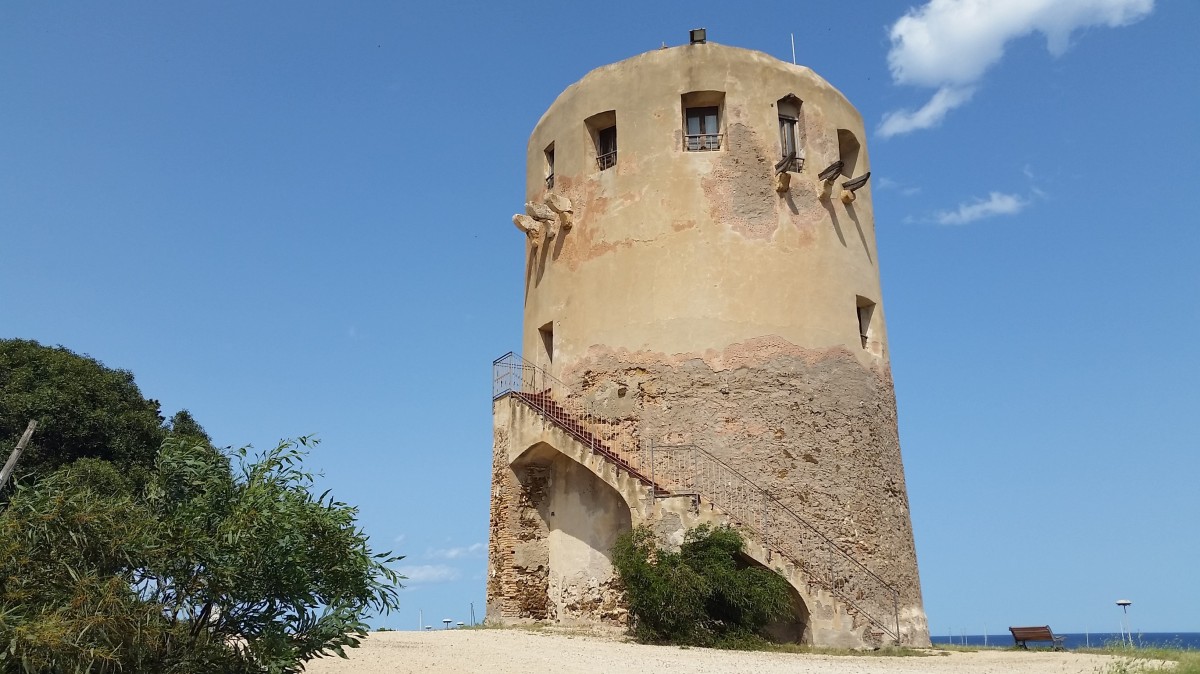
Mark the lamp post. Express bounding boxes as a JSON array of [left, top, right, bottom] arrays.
[[1116, 599, 1132, 647]]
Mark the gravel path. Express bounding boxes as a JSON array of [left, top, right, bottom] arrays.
[[303, 629, 1127, 673]]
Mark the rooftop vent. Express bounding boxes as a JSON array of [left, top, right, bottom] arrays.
[[689, 28, 707, 45]]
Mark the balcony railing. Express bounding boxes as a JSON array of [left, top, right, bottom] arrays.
[[685, 133, 723, 151], [596, 151, 617, 171]]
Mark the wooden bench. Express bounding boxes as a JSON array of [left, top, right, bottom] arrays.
[[1009, 625, 1066, 650]]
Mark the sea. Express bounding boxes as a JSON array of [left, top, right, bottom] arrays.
[[931, 632, 1200, 650]]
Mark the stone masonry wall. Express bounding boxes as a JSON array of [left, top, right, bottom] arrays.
[[559, 336, 927, 640], [487, 423, 553, 621]]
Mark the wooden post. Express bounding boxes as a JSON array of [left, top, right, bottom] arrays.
[[0, 420, 38, 493]]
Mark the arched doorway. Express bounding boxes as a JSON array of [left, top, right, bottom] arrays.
[[511, 442, 634, 624]]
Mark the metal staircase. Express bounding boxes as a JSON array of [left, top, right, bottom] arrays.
[[493, 352, 903, 644]]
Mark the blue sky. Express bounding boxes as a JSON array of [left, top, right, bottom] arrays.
[[2, 1, 1196, 636]]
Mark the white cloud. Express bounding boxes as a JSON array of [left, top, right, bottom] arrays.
[[879, 85, 977, 137], [876, 176, 923, 197], [397, 564, 460, 584], [425, 542, 485, 560], [934, 192, 1028, 225], [880, 0, 1154, 136]]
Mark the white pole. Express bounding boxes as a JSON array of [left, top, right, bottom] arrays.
[[419, 609, 423, 631], [790, 33, 796, 64]]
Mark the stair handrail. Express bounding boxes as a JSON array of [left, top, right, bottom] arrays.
[[492, 351, 903, 643], [493, 352, 654, 485]]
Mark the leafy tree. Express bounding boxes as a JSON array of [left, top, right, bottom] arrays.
[[611, 524, 793, 647], [0, 339, 167, 479], [0, 437, 403, 673], [167, 409, 212, 445]]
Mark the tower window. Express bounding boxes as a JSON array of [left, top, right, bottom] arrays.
[[596, 126, 617, 170], [681, 91, 725, 152], [538, 321, 554, 365], [544, 143, 555, 189], [777, 95, 804, 172], [585, 110, 618, 172], [856, 296, 875, 350], [837, 129, 860, 178], [685, 106, 721, 151]]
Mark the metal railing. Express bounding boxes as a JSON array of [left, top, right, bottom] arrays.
[[596, 151, 617, 171], [640, 444, 900, 643], [685, 133, 723, 151], [493, 352, 655, 488], [492, 351, 902, 643]]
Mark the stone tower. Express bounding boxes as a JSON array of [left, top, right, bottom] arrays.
[[488, 35, 929, 648]]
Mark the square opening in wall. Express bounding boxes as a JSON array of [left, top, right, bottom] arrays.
[[681, 90, 725, 152], [538, 322, 554, 365], [585, 110, 618, 171], [855, 296, 875, 350]]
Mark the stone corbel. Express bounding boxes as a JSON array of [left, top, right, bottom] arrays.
[[544, 193, 574, 230], [774, 172, 792, 193], [839, 189, 856, 204], [512, 214, 543, 249], [525, 201, 559, 240]]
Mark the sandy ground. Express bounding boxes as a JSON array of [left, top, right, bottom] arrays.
[[302, 629, 1129, 674]]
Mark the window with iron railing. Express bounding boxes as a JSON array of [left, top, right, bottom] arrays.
[[779, 115, 802, 171], [685, 106, 721, 151], [777, 95, 805, 172], [544, 143, 555, 189], [596, 125, 617, 171]]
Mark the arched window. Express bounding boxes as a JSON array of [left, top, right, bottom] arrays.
[[777, 95, 804, 172]]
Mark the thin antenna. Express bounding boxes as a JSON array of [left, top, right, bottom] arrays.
[[790, 33, 796, 64]]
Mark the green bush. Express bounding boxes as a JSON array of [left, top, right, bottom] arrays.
[[0, 438, 403, 673], [611, 524, 793, 648]]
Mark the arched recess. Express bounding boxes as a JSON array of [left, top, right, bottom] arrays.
[[736, 551, 812, 644], [512, 442, 635, 624], [836, 129, 860, 177]]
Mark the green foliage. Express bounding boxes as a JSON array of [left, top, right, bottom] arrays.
[[0, 339, 167, 480], [0, 437, 404, 673], [611, 524, 793, 648]]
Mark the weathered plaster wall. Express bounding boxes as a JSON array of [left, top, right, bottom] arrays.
[[520, 42, 885, 377], [545, 453, 631, 624]]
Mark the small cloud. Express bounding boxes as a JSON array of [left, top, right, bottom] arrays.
[[425, 542, 486, 560], [878, 85, 976, 137], [393, 533, 406, 545], [880, 0, 1154, 136], [397, 564, 460, 584], [876, 176, 922, 197], [934, 192, 1028, 225], [346, 326, 359, 340]]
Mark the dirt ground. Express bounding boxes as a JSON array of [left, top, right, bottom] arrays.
[[302, 629, 1131, 674]]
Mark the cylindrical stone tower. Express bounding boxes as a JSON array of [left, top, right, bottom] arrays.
[[490, 37, 928, 647]]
